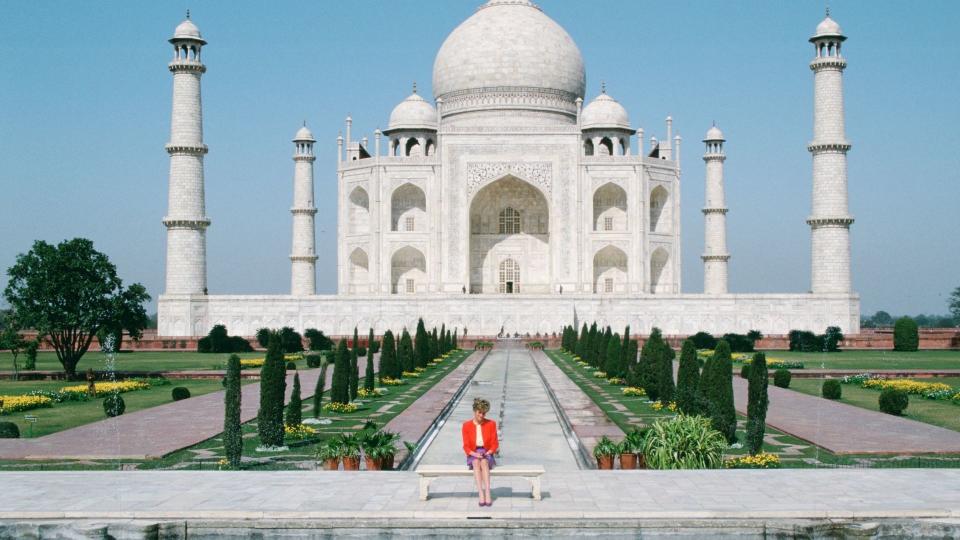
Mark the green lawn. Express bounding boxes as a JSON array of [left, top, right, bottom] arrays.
[[0, 378, 244, 438], [788, 377, 960, 433], [547, 350, 960, 468], [0, 351, 264, 373], [759, 350, 960, 371]]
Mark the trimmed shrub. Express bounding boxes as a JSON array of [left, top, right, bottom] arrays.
[[0, 422, 20, 439], [893, 317, 919, 352], [675, 339, 701, 415], [788, 330, 820, 352], [746, 353, 769, 455], [642, 415, 727, 469], [103, 393, 126, 417], [740, 364, 751, 380], [354, 346, 367, 357], [690, 332, 717, 350], [721, 333, 755, 353], [304, 328, 334, 351], [286, 361, 297, 370], [198, 325, 252, 353], [879, 388, 909, 415], [305, 352, 322, 368], [773, 368, 792, 389], [824, 326, 844, 352], [223, 354, 242, 467], [172, 387, 191, 401], [285, 372, 303, 427], [822, 379, 842, 400], [255, 328, 270, 348]]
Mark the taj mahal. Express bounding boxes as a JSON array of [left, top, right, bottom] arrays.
[[158, 0, 859, 338]]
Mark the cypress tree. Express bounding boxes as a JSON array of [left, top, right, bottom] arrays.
[[223, 353, 242, 467], [379, 330, 396, 381], [349, 327, 360, 401], [658, 341, 676, 403], [605, 333, 621, 377], [452, 329, 458, 350], [257, 332, 286, 447], [619, 326, 631, 378], [312, 355, 329, 418], [431, 328, 439, 360], [705, 340, 737, 443], [746, 352, 770, 454], [413, 319, 427, 368], [576, 324, 588, 359], [675, 339, 701, 414], [439, 324, 447, 355], [285, 372, 302, 427], [639, 329, 665, 400], [598, 327, 612, 371], [587, 323, 598, 366], [331, 339, 350, 404], [400, 329, 414, 373], [364, 328, 375, 391]]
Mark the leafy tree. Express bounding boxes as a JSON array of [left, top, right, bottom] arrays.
[[349, 328, 360, 400], [198, 324, 253, 353], [331, 339, 350, 404], [364, 328, 375, 391], [4, 239, 150, 379], [0, 313, 26, 380], [604, 332, 621, 377], [950, 287, 960, 325], [675, 339, 701, 414], [280, 327, 304, 353], [893, 317, 919, 352], [255, 328, 270, 348], [304, 328, 334, 351], [223, 354, 242, 467], [257, 332, 286, 446], [746, 353, 769, 454], [873, 310, 895, 326], [399, 329, 414, 373], [312, 355, 329, 418], [690, 332, 717, 350], [824, 326, 844, 352], [285, 372, 303, 427], [96, 283, 150, 353]]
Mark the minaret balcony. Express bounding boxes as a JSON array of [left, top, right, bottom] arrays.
[[809, 57, 846, 71], [806, 142, 851, 154], [701, 207, 729, 215], [168, 61, 206, 74], [162, 217, 211, 230], [806, 216, 855, 228], [166, 144, 208, 155]]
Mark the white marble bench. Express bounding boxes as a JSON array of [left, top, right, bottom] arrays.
[[416, 464, 545, 501]]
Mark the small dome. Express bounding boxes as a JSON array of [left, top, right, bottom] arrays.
[[581, 90, 630, 130], [386, 90, 438, 132], [171, 18, 205, 43], [811, 15, 845, 41], [704, 125, 725, 141], [293, 125, 315, 142]]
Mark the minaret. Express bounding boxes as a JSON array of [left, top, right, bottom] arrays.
[[702, 125, 730, 294], [163, 13, 210, 295], [808, 11, 854, 293], [291, 124, 318, 295]]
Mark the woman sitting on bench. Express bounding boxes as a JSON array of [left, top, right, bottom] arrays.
[[462, 397, 498, 507]]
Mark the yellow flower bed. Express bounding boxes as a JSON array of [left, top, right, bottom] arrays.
[[322, 402, 358, 413], [240, 358, 265, 368], [284, 353, 303, 361], [724, 452, 781, 469], [862, 378, 952, 396], [284, 423, 318, 439], [622, 387, 646, 397], [401, 371, 420, 378], [592, 371, 607, 378], [357, 387, 387, 398], [606, 377, 626, 385], [650, 400, 678, 412], [60, 380, 150, 397], [0, 394, 53, 414], [414, 367, 427, 373], [381, 377, 405, 386]]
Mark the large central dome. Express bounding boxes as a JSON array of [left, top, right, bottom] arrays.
[[432, 0, 586, 118]]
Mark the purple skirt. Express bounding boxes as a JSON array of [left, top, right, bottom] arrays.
[[466, 447, 496, 470]]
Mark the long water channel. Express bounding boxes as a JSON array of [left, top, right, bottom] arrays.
[[415, 341, 581, 470]]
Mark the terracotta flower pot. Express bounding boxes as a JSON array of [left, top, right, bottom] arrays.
[[365, 456, 381, 471], [380, 454, 395, 471], [323, 458, 340, 471], [636, 453, 647, 469], [342, 456, 360, 471], [596, 455, 614, 470], [619, 452, 637, 470]]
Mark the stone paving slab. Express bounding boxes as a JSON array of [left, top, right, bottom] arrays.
[[731, 372, 960, 454], [0, 356, 377, 460], [0, 469, 958, 520]]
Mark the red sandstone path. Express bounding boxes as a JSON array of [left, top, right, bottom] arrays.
[[0, 356, 377, 460], [731, 374, 960, 454]]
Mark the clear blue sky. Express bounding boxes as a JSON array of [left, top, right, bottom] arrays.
[[1, 0, 958, 317]]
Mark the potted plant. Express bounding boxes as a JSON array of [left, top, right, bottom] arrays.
[[593, 436, 618, 470], [317, 439, 342, 471], [340, 433, 361, 470], [377, 431, 400, 470], [621, 428, 646, 469]]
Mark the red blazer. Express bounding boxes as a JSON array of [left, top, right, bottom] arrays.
[[462, 419, 499, 456]]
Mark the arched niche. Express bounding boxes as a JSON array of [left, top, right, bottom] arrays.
[[594, 245, 627, 294], [469, 175, 549, 294], [593, 182, 627, 231], [391, 246, 426, 294], [349, 248, 369, 292], [650, 247, 670, 293], [348, 186, 370, 234], [649, 185, 670, 234], [391, 183, 426, 232]]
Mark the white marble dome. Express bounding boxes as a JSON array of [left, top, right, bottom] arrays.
[[172, 19, 204, 42], [812, 16, 844, 39], [704, 125, 725, 141], [432, 0, 586, 100], [387, 90, 438, 132], [581, 91, 630, 130], [293, 125, 315, 142]]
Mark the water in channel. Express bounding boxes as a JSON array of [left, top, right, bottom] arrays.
[[416, 341, 579, 470]]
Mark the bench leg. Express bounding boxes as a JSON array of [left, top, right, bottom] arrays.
[[419, 477, 431, 501], [529, 476, 541, 501]]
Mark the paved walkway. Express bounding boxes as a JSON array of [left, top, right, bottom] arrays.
[[1, 469, 958, 519], [0, 356, 376, 460], [731, 373, 960, 454], [417, 343, 580, 470]]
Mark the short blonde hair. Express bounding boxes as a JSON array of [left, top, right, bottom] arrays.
[[472, 398, 490, 413]]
